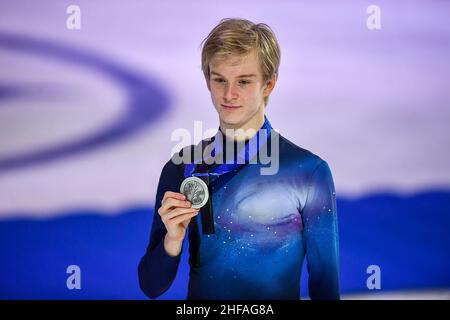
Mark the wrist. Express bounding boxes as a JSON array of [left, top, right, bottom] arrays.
[[165, 232, 185, 243], [164, 233, 183, 257]]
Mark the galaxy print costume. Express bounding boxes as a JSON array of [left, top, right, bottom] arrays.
[[138, 117, 340, 300]]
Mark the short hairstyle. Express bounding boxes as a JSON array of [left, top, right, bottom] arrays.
[[201, 18, 281, 105]]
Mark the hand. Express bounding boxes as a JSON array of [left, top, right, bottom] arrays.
[[158, 191, 199, 243]]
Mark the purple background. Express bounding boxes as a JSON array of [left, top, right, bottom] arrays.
[[0, 0, 449, 299]]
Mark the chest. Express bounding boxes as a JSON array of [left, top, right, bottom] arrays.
[[210, 171, 304, 234]]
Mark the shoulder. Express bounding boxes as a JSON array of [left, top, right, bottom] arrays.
[[278, 134, 328, 173], [277, 135, 336, 201], [159, 141, 199, 180], [169, 137, 211, 166], [163, 136, 213, 175]]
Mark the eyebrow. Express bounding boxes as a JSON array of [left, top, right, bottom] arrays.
[[210, 71, 257, 78]]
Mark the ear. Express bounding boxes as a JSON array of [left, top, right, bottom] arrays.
[[263, 73, 277, 97]]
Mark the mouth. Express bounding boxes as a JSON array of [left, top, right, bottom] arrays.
[[221, 104, 242, 110]]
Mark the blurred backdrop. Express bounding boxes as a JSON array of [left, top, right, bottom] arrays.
[[0, 0, 449, 299]]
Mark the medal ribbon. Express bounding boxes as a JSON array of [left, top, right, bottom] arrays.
[[183, 116, 273, 178]]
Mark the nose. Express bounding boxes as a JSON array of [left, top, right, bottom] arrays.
[[223, 83, 238, 102]]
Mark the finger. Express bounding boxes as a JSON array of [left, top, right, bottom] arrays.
[[162, 191, 186, 205], [163, 207, 199, 221], [159, 200, 192, 217], [169, 211, 199, 226], [160, 198, 192, 214]]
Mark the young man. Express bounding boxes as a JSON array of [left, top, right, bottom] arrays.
[[138, 18, 340, 300]]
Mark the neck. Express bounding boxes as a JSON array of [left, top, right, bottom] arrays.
[[219, 112, 265, 142]]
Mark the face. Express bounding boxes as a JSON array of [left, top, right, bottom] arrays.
[[207, 49, 276, 132]]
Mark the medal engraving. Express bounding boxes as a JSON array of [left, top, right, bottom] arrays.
[[180, 176, 209, 209]]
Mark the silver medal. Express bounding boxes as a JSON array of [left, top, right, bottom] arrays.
[[180, 176, 209, 209]]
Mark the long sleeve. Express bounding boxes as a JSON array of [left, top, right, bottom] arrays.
[[138, 159, 184, 299], [302, 160, 340, 300]]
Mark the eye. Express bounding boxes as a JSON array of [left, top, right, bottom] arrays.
[[239, 79, 250, 85], [213, 78, 226, 83]]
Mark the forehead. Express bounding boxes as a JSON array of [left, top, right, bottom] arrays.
[[209, 49, 262, 77]]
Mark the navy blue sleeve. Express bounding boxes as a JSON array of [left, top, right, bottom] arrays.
[[138, 159, 184, 299], [302, 160, 340, 300]]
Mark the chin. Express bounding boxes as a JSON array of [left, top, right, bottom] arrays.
[[219, 113, 245, 126]]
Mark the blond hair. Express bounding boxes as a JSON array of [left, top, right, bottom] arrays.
[[201, 18, 281, 105]]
